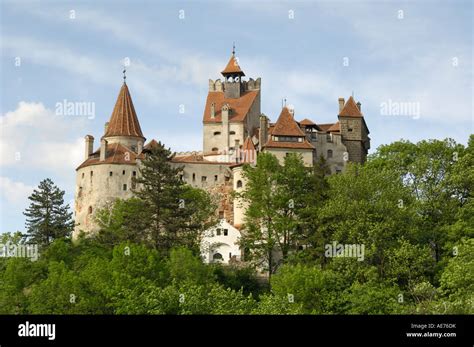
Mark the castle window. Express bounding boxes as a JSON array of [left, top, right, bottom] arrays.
[[202, 176, 207, 182], [88, 206, 92, 214], [82, 173, 84, 179], [122, 170, 125, 175], [109, 171, 113, 177], [327, 134, 333, 142], [133, 171, 136, 176], [213, 253, 223, 261], [225, 176, 230, 182], [223, 229, 228, 236], [237, 180, 243, 188], [123, 184, 127, 191], [90, 171, 93, 177], [212, 147, 218, 152], [213, 131, 221, 136], [327, 150, 333, 159], [180, 174, 184, 181], [192, 173, 196, 181], [229, 131, 236, 135], [348, 128, 353, 132], [216, 228, 222, 236], [214, 175, 218, 181], [78, 187, 83, 198]]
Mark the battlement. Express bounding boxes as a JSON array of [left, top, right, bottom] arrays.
[[208, 78, 261, 92]]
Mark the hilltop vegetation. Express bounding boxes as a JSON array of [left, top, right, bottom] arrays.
[[0, 136, 472, 314]]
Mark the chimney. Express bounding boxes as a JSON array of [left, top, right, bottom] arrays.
[[84, 135, 94, 160], [100, 138, 107, 161], [357, 102, 361, 111], [259, 114, 268, 151], [210, 103, 215, 119], [104, 122, 109, 134], [137, 140, 143, 154], [222, 104, 229, 123], [338, 98, 345, 113]]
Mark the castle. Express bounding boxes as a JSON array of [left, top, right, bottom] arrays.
[[74, 50, 370, 264]]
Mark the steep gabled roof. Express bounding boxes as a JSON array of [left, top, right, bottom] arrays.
[[104, 83, 144, 138], [221, 54, 245, 76], [202, 90, 259, 123], [271, 107, 306, 137], [318, 123, 335, 132], [339, 96, 362, 117]]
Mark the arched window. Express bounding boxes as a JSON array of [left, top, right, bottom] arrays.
[[327, 149, 333, 159], [237, 180, 243, 188], [88, 206, 93, 214], [211, 147, 218, 152], [213, 253, 223, 261]]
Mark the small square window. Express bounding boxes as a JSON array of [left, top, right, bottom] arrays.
[[216, 229, 221, 236], [201, 176, 207, 182]]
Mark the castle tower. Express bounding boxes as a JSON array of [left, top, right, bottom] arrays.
[[337, 96, 370, 163], [203, 47, 261, 158], [73, 80, 146, 238]]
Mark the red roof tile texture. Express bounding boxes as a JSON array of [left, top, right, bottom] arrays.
[[221, 55, 245, 76], [105, 83, 144, 138], [339, 96, 362, 117], [271, 107, 306, 137], [202, 90, 259, 123], [76, 143, 143, 170]]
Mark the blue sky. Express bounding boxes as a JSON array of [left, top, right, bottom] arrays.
[[0, 0, 472, 233]]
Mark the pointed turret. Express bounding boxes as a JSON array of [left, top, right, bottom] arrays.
[[104, 83, 145, 139]]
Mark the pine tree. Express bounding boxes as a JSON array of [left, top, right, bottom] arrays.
[[23, 178, 74, 246], [134, 142, 215, 253]]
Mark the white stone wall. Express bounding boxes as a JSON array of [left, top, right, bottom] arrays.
[[264, 147, 314, 166], [232, 166, 247, 227], [201, 220, 241, 263], [74, 163, 138, 238]]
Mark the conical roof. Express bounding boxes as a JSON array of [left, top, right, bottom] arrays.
[[104, 83, 144, 138]]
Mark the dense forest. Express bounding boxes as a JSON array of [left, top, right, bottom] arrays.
[[0, 135, 472, 314]]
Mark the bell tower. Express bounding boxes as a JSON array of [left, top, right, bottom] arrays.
[[221, 44, 245, 99]]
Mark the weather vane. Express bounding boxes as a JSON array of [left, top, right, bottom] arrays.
[[123, 67, 127, 83], [232, 42, 235, 56]]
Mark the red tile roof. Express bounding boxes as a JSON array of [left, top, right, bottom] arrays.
[[327, 122, 341, 132], [299, 118, 316, 126], [76, 143, 143, 170], [202, 90, 259, 123], [264, 139, 314, 150], [105, 83, 144, 138], [339, 96, 362, 117], [221, 55, 245, 76], [271, 107, 306, 137], [318, 123, 335, 132]]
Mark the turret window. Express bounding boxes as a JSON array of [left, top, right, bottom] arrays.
[[90, 171, 93, 177]]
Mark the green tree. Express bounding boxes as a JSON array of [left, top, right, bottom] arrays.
[[23, 178, 74, 247], [134, 143, 215, 253]]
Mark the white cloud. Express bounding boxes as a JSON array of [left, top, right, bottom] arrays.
[[0, 176, 34, 205], [0, 102, 85, 173]]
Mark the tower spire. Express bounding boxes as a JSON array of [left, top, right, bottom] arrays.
[[232, 42, 235, 56], [123, 67, 127, 84]]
